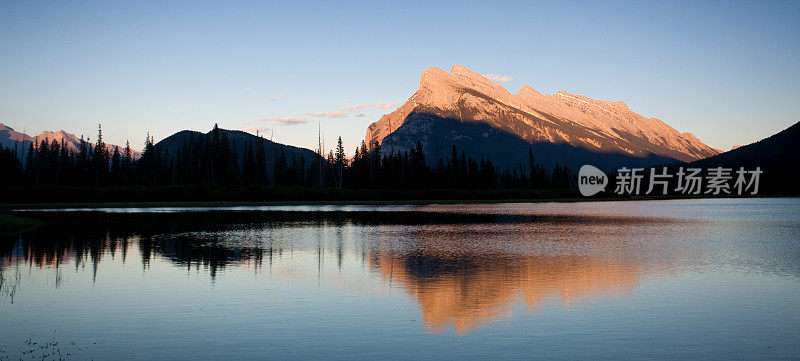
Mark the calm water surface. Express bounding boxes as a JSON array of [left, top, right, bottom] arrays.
[[1, 198, 799, 360]]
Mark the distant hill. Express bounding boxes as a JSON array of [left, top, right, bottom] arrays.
[[365, 65, 719, 171], [155, 127, 323, 170], [0, 123, 141, 160], [689, 121, 800, 194]]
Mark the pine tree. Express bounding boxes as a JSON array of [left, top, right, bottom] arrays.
[[93, 124, 109, 184], [140, 132, 157, 184], [36, 139, 49, 184], [111, 147, 121, 183], [123, 140, 132, 167], [24, 143, 35, 184], [335, 136, 345, 188], [255, 135, 267, 184], [58, 139, 71, 185]]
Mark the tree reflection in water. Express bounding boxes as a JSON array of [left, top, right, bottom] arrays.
[[0, 210, 691, 333]]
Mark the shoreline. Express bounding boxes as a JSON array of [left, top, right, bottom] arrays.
[[1, 195, 795, 210]]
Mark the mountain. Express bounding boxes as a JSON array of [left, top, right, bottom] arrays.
[[689, 121, 799, 194], [155, 127, 322, 170], [365, 65, 719, 170], [0, 123, 141, 159]]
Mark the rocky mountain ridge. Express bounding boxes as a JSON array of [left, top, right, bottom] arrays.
[[365, 65, 719, 167], [0, 123, 141, 159]]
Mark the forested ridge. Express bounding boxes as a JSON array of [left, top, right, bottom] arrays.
[[0, 124, 576, 197]]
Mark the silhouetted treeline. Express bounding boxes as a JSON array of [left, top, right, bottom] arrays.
[[345, 140, 570, 190], [0, 125, 134, 186], [0, 124, 576, 193]]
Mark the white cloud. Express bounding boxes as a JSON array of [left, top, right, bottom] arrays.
[[244, 87, 253, 91], [326, 111, 348, 118], [268, 93, 286, 101], [259, 116, 307, 126], [242, 126, 270, 134], [340, 102, 396, 112], [295, 100, 395, 122], [484, 74, 512, 83]]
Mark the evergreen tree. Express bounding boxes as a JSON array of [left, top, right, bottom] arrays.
[[139, 132, 157, 184], [335, 136, 345, 188], [123, 140, 132, 167], [77, 135, 90, 184], [24, 143, 35, 184], [111, 147, 121, 183], [255, 135, 267, 184], [93, 124, 110, 184]]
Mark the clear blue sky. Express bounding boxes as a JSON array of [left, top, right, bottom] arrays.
[[1, 0, 798, 154]]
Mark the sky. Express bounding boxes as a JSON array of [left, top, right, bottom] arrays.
[[1, 0, 798, 154]]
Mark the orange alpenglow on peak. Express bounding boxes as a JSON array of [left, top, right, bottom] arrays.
[[364, 65, 719, 165]]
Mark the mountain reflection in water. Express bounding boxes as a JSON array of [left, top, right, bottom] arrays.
[[2, 201, 798, 336], [371, 254, 640, 334]]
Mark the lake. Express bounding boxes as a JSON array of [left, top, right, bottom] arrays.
[[1, 198, 799, 360]]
